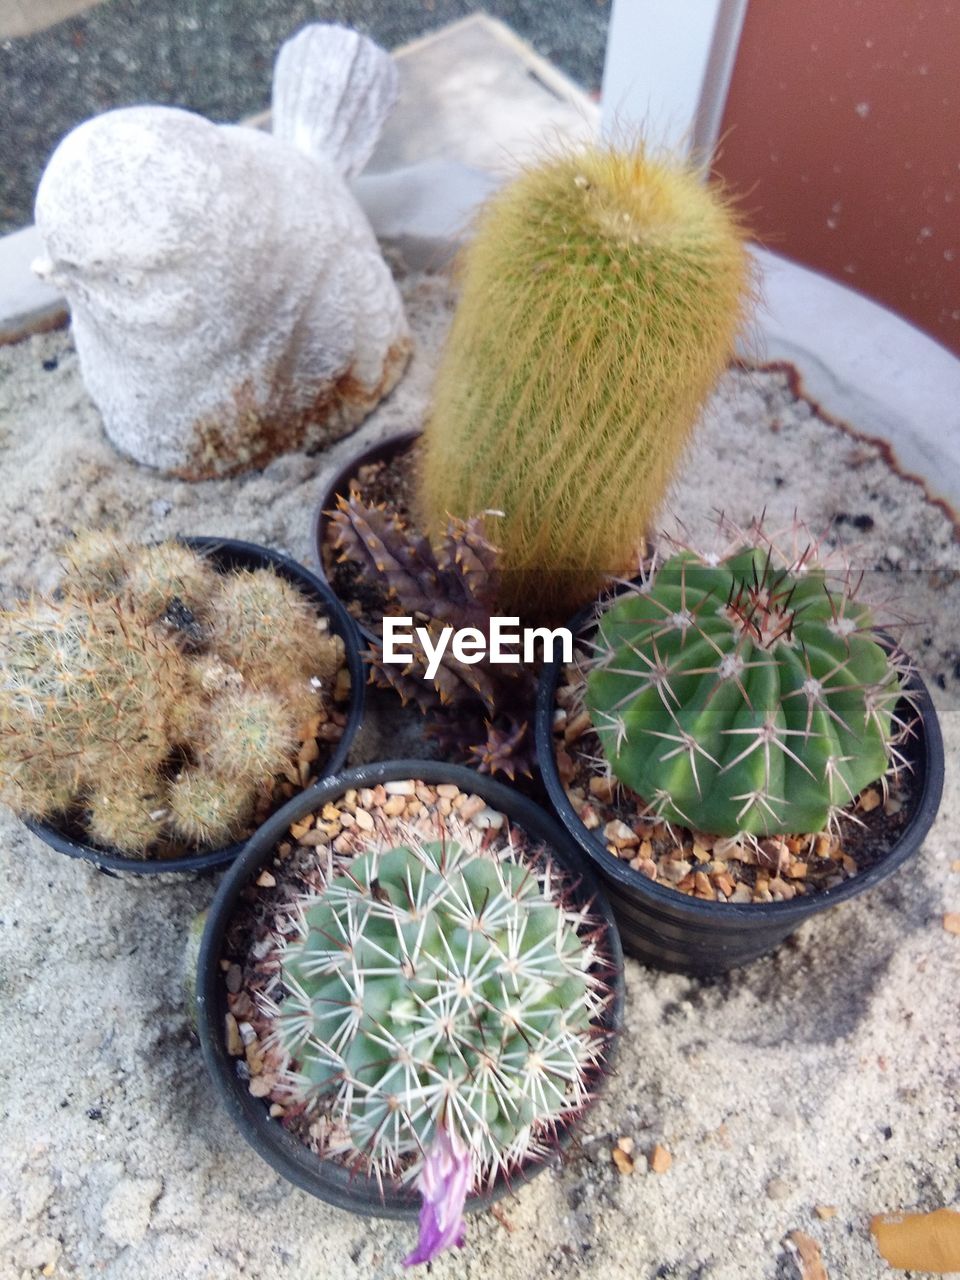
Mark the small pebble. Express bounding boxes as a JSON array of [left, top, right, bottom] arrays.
[[859, 787, 882, 812], [649, 1144, 672, 1174], [603, 819, 638, 848], [458, 794, 486, 822], [766, 1177, 792, 1201], [472, 807, 505, 831], [563, 710, 591, 743], [694, 870, 715, 899], [661, 859, 693, 885], [589, 775, 616, 804], [225, 1013, 243, 1057], [579, 804, 600, 830]]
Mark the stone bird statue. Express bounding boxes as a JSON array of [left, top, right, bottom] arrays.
[[33, 24, 412, 479]]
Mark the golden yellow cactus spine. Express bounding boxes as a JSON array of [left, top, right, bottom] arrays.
[[420, 144, 751, 618]]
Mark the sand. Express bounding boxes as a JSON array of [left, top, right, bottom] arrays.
[[0, 261, 958, 1280]]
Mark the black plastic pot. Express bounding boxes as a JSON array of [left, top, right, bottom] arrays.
[[196, 759, 625, 1218], [311, 426, 422, 644], [535, 600, 945, 976], [24, 537, 366, 877]]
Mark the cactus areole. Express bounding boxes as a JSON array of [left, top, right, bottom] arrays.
[[585, 543, 907, 838]]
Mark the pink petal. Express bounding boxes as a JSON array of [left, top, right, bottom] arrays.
[[403, 1127, 472, 1267]]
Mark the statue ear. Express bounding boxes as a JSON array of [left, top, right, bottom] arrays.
[[271, 24, 398, 180]]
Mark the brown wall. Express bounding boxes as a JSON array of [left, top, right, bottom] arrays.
[[714, 0, 960, 357]]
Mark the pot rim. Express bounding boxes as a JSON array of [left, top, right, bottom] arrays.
[[310, 425, 423, 644], [535, 590, 945, 925], [196, 758, 625, 1219], [24, 536, 366, 877]]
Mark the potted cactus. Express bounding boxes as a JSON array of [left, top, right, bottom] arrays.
[[418, 143, 751, 621], [196, 760, 624, 1262], [314, 143, 751, 630], [305, 142, 754, 783], [0, 534, 364, 874], [535, 519, 944, 973]]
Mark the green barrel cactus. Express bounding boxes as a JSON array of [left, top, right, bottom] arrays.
[[274, 831, 608, 1181], [585, 537, 907, 837], [420, 143, 750, 619]]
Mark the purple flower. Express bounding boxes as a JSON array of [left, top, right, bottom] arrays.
[[403, 1126, 472, 1267]]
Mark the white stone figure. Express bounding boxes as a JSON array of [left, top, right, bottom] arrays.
[[32, 24, 411, 479]]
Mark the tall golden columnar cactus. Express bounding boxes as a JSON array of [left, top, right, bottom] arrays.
[[420, 145, 751, 618]]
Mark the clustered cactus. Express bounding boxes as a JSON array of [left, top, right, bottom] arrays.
[[585, 524, 910, 837], [0, 534, 346, 855], [420, 143, 750, 619], [329, 496, 534, 778], [271, 827, 610, 1186]]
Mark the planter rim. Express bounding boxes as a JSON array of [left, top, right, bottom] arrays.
[[535, 591, 945, 926], [24, 536, 366, 877], [196, 758, 625, 1219], [310, 425, 423, 645]]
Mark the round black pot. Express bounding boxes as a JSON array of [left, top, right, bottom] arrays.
[[535, 601, 945, 976], [24, 537, 366, 877], [311, 426, 422, 645], [196, 759, 625, 1218]]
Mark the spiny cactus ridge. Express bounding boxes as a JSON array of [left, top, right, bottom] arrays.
[[420, 143, 751, 619], [0, 536, 346, 855], [585, 523, 911, 837], [273, 828, 611, 1185]]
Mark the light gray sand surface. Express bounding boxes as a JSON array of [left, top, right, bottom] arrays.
[[1, 264, 958, 1279]]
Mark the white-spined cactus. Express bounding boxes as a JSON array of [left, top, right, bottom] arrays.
[[271, 827, 611, 1198]]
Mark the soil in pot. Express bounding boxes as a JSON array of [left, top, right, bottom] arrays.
[[319, 434, 422, 631], [552, 653, 923, 906], [215, 773, 620, 1199]]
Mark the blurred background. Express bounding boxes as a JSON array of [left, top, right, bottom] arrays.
[[0, 0, 610, 233], [2, 0, 957, 356]]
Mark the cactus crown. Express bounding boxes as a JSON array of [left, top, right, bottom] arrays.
[[272, 826, 609, 1185], [585, 522, 911, 838], [420, 143, 750, 619]]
